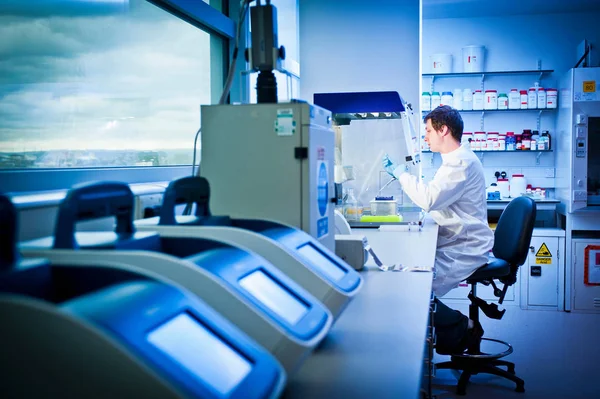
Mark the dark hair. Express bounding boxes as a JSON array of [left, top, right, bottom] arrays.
[[424, 105, 464, 143]]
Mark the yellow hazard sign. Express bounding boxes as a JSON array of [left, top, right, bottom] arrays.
[[583, 80, 596, 93], [536, 258, 552, 265], [536, 243, 552, 257]]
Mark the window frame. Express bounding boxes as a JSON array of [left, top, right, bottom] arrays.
[[0, 0, 234, 193]]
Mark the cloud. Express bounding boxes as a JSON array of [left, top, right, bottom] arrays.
[[0, 0, 214, 152]]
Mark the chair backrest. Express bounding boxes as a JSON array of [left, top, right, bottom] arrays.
[[492, 196, 536, 266]]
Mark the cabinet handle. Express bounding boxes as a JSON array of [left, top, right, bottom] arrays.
[[530, 246, 535, 253]]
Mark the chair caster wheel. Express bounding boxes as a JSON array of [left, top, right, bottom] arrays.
[[515, 385, 525, 393]]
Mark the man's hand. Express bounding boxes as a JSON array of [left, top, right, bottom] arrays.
[[382, 154, 407, 178]]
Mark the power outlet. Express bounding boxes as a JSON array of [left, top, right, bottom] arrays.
[[135, 193, 164, 219], [545, 168, 555, 178]]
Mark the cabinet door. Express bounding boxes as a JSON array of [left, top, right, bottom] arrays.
[[527, 237, 558, 307]]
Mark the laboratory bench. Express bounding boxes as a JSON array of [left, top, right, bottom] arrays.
[[284, 220, 439, 398]]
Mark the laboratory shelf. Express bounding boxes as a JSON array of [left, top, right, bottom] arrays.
[[421, 108, 556, 113], [421, 150, 553, 153], [422, 69, 554, 78]]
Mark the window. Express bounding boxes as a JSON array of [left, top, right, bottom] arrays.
[[0, 0, 223, 169]]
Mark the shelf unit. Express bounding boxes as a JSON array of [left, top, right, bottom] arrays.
[[423, 69, 554, 91], [422, 69, 557, 138], [422, 149, 553, 165]]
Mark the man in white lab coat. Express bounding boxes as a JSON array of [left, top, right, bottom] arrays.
[[382, 105, 494, 354]]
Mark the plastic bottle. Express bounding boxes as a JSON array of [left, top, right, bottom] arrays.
[[473, 90, 484, 110], [498, 93, 509, 110], [509, 89, 520, 109], [522, 129, 532, 150], [484, 90, 498, 110], [546, 88, 558, 108], [505, 132, 516, 151], [431, 92, 441, 108], [510, 174, 527, 198], [520, 90, 528, 109], [441, 91, 454, 107], [541, 130, 551, 150], [453, 88, 463, 110], [421, 92, 431, 111], [531, 131, 540, 151], [463, 89, 473, 110], [528, 87, 537, 109], [344, 188, 361, 222], [537, 88, 547, 109]]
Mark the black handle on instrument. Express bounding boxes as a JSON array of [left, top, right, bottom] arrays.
[[0, 194, 19, 270], [159, 176, 212, 225], [54, 181, 135, 249]]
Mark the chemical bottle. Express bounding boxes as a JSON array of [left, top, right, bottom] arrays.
[[344, 188, 362, 222]]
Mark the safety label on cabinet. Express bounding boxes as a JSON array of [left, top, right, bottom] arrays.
[[275, 108, 296, 136], [535, 243, 552, 264], [575, 81, 597, 102], [535, 243, 552, 257], [584, 245, 600, 286]]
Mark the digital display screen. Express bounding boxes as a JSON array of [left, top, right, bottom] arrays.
[[239, 270, 309, 325], [297, 243, 347, 282], [147, 313, 252, 395]]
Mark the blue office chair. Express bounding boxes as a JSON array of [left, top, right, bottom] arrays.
[[436, 196, 536, 395]]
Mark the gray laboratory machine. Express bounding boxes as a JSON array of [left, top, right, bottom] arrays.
[[19, 182, 333, 375], [136, 176, 362, 320], [0, 195, 285, 399], [199, 101, 336, 251]]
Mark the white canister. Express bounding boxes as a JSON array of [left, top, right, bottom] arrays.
[[498, 93, 509, 110], [510, 174, 527, 198], [484, 90, 498, 110], [473, 90, 484, 110], [537, 88, 546, 109], [474, 132, 486, 151], [508, 89, 520, 109], [430, 53, 453, 73], [431, 92, 441, 108], [462, 132, 473, 147], [453, 88, 463, 110], [422, 92, 431, 111], [441, 91, 454, 107], [520, 90, 528, 109], [498, 137, 506, 151], [463, 89, 473, 110], [528, 88, 537, 109], [546, 88, 558, 108], [462, 45, 485, 73], [497, 178, 510, 199]]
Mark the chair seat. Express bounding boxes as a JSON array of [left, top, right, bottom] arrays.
[[467, 258, 510, 283]]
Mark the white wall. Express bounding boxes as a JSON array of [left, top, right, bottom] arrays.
[[422, 11, 600, 192], [299, 0, 420, 108]]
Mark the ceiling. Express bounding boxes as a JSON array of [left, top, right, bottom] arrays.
[[423, 0, 600, 19]]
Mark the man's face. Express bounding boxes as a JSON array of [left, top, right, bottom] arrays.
[[424, 119, 445, 152]]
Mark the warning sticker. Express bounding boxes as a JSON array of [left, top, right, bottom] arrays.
[[536, 258, 552, 265], [535, 243, 552, 257], [583, 80, 596, 93]]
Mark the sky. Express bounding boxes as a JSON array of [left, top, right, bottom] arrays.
[[0, 0, 212, 152]]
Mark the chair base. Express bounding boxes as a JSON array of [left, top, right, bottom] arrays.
[[435, 338, 525, 395]]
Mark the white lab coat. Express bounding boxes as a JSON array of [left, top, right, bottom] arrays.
[[396, 145, 494, 296]]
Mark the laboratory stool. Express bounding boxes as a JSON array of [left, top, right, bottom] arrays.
[[435, 196, 536, 395]]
